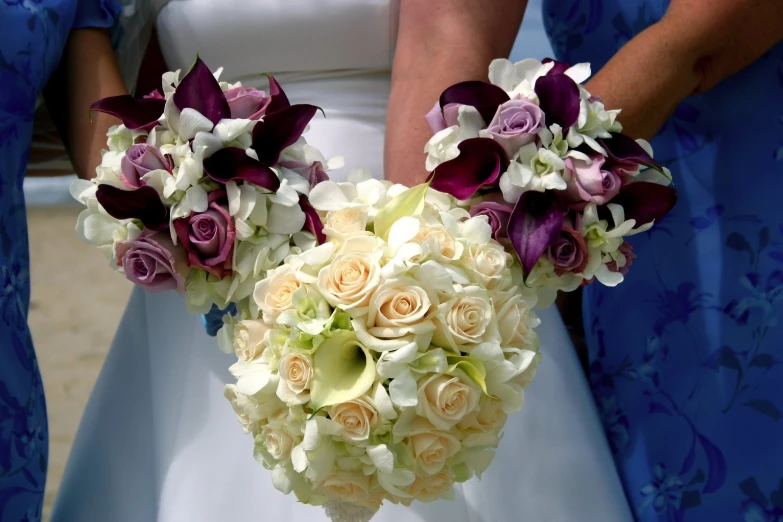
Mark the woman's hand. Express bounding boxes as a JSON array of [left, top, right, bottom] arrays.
[[44, 28, 127, 179], [385, 0, 527, 187]]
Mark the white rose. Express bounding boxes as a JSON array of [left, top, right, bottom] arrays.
[[511, 350, 542, 389], [414, 225, 460, 260], [233, 320, 269, 361], [494, 290, 538, 348], [366, 277, 436, 338], [416, 374, 479, 430], [224, 384, 272, 434], [277, 351, 313, 405], [254, 265, 302, 319], [261, 424, 296, 461], [325, 207, 368, 236], [432, 290, 495, 350], [329, 397, 379, 441], [317, 251, 381, 310], [406, 471, 454, 502], [408, 432, 460, 475], [318, 471, 373, 506], [460, 243, 510, 289], [457, 397, 507, 448]]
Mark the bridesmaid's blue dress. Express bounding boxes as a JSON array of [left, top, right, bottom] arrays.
[[0, 1, 118, 520], [542, 1, 783, 521]]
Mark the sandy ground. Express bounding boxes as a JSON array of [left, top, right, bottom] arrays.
[[26, 206, 132, 520]]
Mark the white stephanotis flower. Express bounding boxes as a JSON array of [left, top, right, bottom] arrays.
[[499, 142, 567, 201]]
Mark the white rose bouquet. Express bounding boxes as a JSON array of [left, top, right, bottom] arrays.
[[220, 171, 541, 520], [424, 57, 678, 305], [71, 57, 342, 313]]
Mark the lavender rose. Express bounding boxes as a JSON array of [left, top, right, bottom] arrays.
[[279, 160, 329, 189], [470, 200, 514, 240], [547, 216, 588, 275], [224, 86, 270, 120], [116, 231, 188, 294], [120, 144, 169, 188], [563, 154, 622, 210], [425, 101, 464, 133], [173, 190, 236, 279], [487, 99, 545, 156]]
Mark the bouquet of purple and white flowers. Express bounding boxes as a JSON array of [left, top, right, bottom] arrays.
[[424, 58, 677, 305], [72, 58, 342, 313]]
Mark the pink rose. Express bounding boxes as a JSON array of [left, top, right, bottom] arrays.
[[223, 86, 270, 120], [547, 226, 588, 275], [116, 230, 188, 294], [120, 144, 169, 189], [424, 101, 464, 133], [469, 199, 514, 241], [173, 190, 236, 279], [563, 154, 622, 210]]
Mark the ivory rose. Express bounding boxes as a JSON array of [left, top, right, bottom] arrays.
[[317, 249, 381, 310], [254, 265, 302, 319], [433, 288, 496, 350], [408, 431, 460, 475], [277, 351, 313, 405], [261, 423, 296, 461], [406, 471, 453, 502], [233, 320, 269, 361], [329, 397, 379, 441], [416, 374, 480, 430]]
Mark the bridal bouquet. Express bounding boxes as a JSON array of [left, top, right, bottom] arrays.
[[71, 58, 341, 313], [425, 58, 677, 305], [220, 172, 541, 519]]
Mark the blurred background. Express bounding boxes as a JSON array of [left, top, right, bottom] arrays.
[[26, 3, 553, 519]]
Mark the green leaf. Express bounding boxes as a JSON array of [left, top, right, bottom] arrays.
[[447, 355, 491, 397], [310, 331, 376, 410], [373, 182, 431, 240]]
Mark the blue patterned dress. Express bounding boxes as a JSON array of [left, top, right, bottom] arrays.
[[541, 1, 783, 521], [0, 1, 118, 520]]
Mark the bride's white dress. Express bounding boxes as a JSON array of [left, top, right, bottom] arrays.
[[52, 1, 633, 521]]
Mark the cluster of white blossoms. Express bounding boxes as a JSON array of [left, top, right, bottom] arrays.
[[219, 172, 541, 514]]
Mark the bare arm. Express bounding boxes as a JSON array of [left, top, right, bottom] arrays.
[[385, 0, 527, 186], [586, 0, 783, 139], [44, 28, 127, 179]]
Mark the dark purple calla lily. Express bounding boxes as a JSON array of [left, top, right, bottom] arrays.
[[250, 104, 320, 166], [610, 181, 678, 226], [507, 191, 565, 276], [542, 58, 571, 76], [598, 133, 665, 173], [439, 81, 511, 127], [96, 185, 169, 231], [90, 95, 165, 131], [173, 57, 231, 127], [263, 74, 291, 115], [427, 138, 509, 201], [202, 148, 282, 191], [534, 73, 580, 130], [299, 195, 326, 245]]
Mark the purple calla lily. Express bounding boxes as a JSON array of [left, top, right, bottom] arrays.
[[507, 191, 565, 276], [534, 73, 581, 130], [263, 74, 291, 115], [610, 181, 678, 226], [427, 138, 509, 201], [299, 195, 326, 245], [202, 148, 282, 191], [250, 104, 320, 166], [96, 185, 169, 231], [173, 57, 231, 127], [439, 81, 511, 127], [542, 58, 571, 76], [598, 133, 665, 173], [90, 96, 165, 131]]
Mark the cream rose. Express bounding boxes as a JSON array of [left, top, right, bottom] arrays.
[[329, 397, 379, 441], [407, 471, 453, 502], [224, 384, 265, 434], [458, 396, 507, 433], [367, 277, 435, 331], [254, 266, 302, 318], [433, 290, 494, 349], [408, 431, 460, 475], [494, 290, 537, 347], [277, 351, 313, 404], [511, 350, 542, 389], [416, 374, 479, 430], [325, 207, 368, 235], [461, 243, 510, 289], [261, 424, 296, 461], [414, 225, 459, 260], [317, 251, 381, 310], [319, 471, 373, 505], [233, 320, 269, 361]]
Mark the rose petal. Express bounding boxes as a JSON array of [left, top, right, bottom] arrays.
[[90, 95, 165, 131], [96, 185, 169, 231], [299, 195, 326, 245], [439, 81, 510, 127], [534, 73, 580, 130], [172, 57, 231, 126], [427, 138, 509, 201], [507, 191, 565, 276], [598, 133, 665, 173], [610, 181, 678, 226], [203, 147, 281, 191], [251, 104, 320, 166]]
